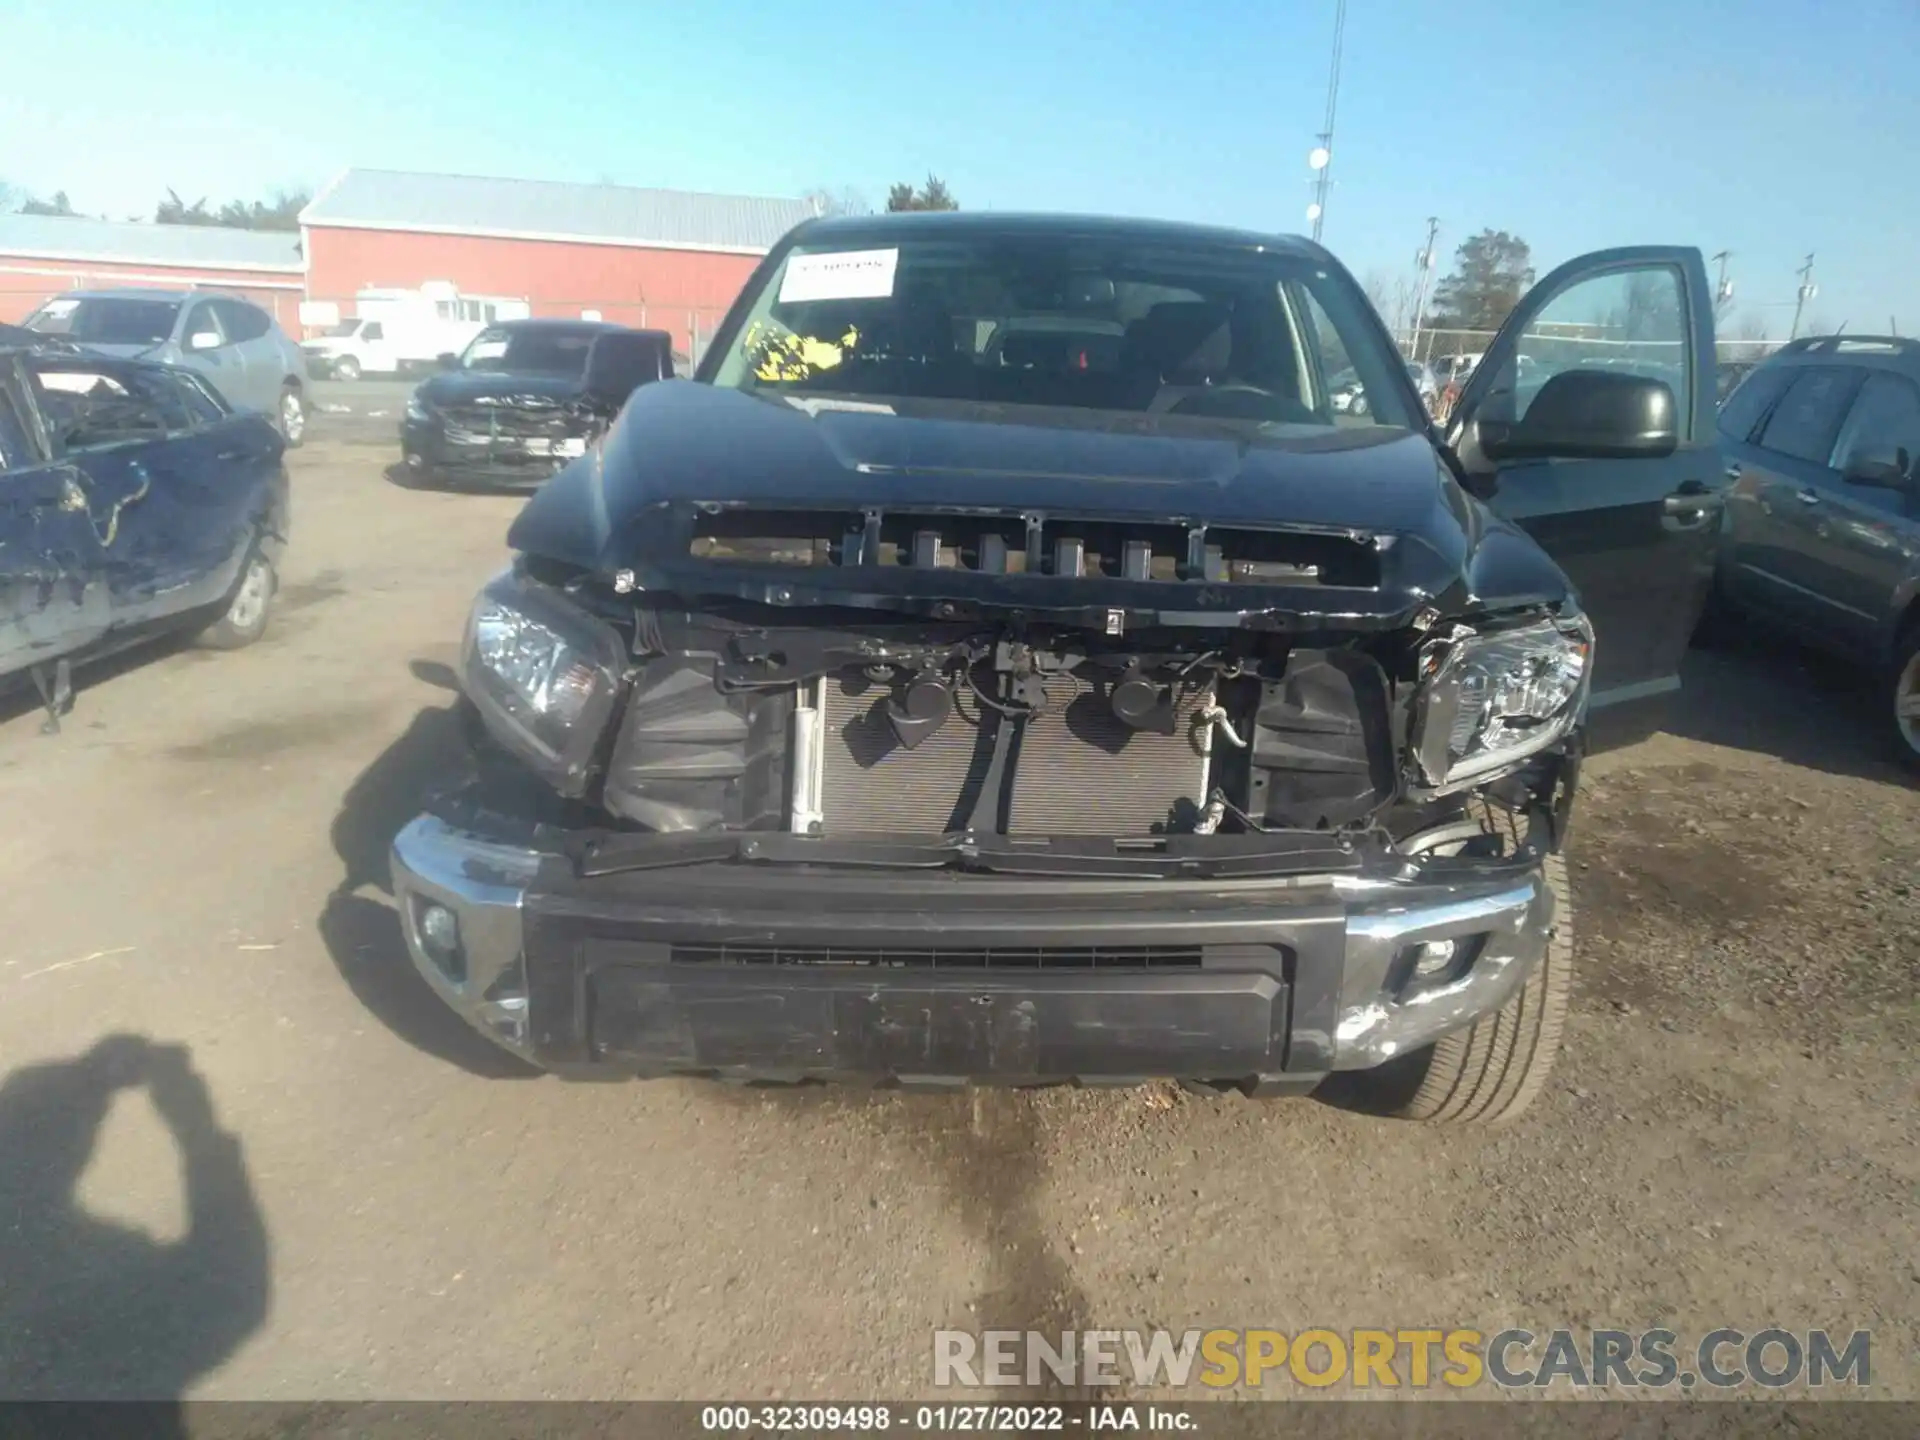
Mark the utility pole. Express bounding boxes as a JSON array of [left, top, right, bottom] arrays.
[[1306, 0, 1347, 242], [1790, 253, 1817, 340], [1409, 217, 1440, 359], [1711, 251, 1735, 313]]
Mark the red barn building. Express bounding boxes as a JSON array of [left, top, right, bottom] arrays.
[[0, 213, 305, 324], [299, 169, 819, 360]]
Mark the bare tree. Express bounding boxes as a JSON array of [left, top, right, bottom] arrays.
[[1361, 269, 1417, 346], [1732, 313, 1770, 362]]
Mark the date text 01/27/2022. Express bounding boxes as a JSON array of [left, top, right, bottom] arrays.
[[698, 1403, 1195, 1432]]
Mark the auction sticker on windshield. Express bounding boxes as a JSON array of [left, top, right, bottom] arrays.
[[778, 248, 899, 304]]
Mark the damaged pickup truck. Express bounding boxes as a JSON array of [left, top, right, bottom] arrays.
[[400, 320, 676, 490], [392, 215, 1722, 1123], [0, 326, 289, 730]]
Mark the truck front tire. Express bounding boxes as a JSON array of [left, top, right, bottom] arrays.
[[334, 355, 361, 382], [1322, 851, 1573, 1126]]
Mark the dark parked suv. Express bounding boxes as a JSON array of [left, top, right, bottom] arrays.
[[1712, 335, 1920, 764]]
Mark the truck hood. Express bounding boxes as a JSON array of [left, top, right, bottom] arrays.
[[415, 369, 589, 409], [508, 381, 1571, 632]]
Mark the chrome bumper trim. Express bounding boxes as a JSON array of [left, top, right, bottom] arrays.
[[390, 814, 539, 1060], [1330, 875, 1551, 1069], [389, 814, 1553, 1075]]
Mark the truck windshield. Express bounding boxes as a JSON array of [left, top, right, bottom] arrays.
[[458, 326, 596, 377], [708, 234, 1415, 431], [324, 320, 361, 337], [27, 297, 180, 345]]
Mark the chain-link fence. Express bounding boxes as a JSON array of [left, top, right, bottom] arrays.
[[1396, 325, 1792, 368], [299, 293, 735, 372], [1386, 324, 1798, 423]]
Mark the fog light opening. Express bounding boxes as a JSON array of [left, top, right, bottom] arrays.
[[1412, 938, 1457, 977], [413, 898, 467, 983], [1391, 933, 1483, 996]]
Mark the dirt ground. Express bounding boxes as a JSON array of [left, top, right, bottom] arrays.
[[0, 422, 1914, 1404]]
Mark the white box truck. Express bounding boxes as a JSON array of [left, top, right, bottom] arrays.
[[301, 284, 526, 380]]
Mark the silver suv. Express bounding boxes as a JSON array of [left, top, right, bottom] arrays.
[[23, 289, 309, 446]]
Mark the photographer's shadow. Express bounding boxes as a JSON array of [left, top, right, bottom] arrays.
[[0, 1036, 269, 1406]]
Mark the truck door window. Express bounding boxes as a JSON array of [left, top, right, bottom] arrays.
[[1508, 265, 1691, 431], [211, 299, 270, 344], [361, 321, 385, 342], [1755, 366, 1861, 466], [1293, 287, 1351, 416]]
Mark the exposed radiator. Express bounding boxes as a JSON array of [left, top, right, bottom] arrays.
[[820, 672, 983, 834], [1007, 670, 1211, 835], [817, 668, 1211, 837]]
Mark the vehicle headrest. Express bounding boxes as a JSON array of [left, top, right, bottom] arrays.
[[1124, 302, 1231, 381], [889, 289, 957, 360], [1000, 332, 1059, 370], [1226, 299, 1293, 389]]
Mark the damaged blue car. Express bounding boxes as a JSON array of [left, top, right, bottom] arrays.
[[0, 325, 290, 730]]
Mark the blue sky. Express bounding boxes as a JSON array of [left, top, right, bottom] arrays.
[[3, 0, 1914, 335]]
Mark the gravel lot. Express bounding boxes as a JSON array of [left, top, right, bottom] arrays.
[[1, 420, 1914, 1403]]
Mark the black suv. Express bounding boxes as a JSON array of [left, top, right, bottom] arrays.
[[1712, 335, 1920, 764]]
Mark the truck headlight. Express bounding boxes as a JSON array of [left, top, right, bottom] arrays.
[[460, 569, 628, 796], [406, 395, 431, 422], [1409, 611, 1592, 796]]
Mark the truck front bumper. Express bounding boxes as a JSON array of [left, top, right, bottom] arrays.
[[389, 815, 1557, 1088], [400, 418, 582, 490]]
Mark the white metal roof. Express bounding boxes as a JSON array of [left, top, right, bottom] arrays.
[[299, 168, 818, 255], [0, 213, 305, 272]]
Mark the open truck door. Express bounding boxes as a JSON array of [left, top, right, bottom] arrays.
[[1446, 246, 1721, 750]]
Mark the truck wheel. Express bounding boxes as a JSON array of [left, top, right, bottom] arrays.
[[1888, 627, 1920, 771], [279, 383, 306, 449], [1351, 393, 1369, 417], [195, 547, 277, 651], [334, 355, 362, 382], [1330, 851, 1573, 1126]]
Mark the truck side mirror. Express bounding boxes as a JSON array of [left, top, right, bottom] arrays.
[[582, 334, 664, 404], [1479, 369, 1678, 463], [436, 352, 459, 371]]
